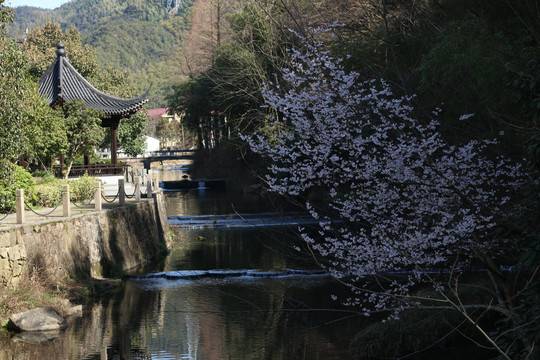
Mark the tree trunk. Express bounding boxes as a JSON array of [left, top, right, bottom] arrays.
[[64, 156, 74, 180]]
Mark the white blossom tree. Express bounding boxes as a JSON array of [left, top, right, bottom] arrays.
[[242, 25, 531, 358]]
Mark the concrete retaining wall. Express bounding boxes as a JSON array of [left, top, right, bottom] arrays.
[[0, 192, 170, 287]]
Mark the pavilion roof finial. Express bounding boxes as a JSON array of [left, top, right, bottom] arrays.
[[56, 41, 66, 57]]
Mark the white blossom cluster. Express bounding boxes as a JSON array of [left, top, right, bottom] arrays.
[[242, 26, 525, 314]]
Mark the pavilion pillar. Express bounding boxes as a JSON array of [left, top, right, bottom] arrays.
[[111, 123, 118, 165]]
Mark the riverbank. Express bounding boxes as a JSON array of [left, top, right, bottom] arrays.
[[0, 189, 171, 327], [0, 267, 121, 328]]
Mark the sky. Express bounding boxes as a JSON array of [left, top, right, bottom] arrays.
[[6, 0, 72, 9]]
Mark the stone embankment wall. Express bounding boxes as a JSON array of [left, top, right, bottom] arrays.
[[0, 191, 170, 287]]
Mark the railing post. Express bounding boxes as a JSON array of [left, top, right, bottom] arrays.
[[119, 178, 125, 206], [94, 181, 102, 211], [16, 189, 24, 224], [63, 184, 71, 217], [135, 175, 141, 202], [146, 179, 153, 199]]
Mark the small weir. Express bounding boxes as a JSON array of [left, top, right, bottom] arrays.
[[132, 268, 328, 281], [160, 179, 226, 190], [168, 212, 319, 228]]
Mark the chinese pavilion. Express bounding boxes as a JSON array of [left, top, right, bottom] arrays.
[[38, 41, 148, 171]]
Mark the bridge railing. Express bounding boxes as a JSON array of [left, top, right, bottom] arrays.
[[53, 163, 130, 178], [147, 150, 196, 158]]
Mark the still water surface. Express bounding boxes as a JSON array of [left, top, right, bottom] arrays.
[[1, 170, 366, 359]]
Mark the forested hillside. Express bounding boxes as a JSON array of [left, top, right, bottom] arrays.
[[10, 0, 194, 107]]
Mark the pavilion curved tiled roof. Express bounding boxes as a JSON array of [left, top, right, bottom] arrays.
[[38, 41, 149, 118]]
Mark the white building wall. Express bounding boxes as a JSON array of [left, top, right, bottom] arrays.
[[145, 136, 161, 153]]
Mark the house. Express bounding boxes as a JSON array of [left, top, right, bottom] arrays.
[[148, 107, 183, 123], [147, 107, 187, 150], [144, 136, 161, 154], [96, 136, 161, 159]]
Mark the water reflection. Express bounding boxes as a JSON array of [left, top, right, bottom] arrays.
[[160, 227, 316, 273], [1, 277, 363, 360], [136, 276, 361, 360], [0, 178, 365, 360], [163, 187, 300, 218]]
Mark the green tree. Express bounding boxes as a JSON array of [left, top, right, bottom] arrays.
[[0, 0, 29, 180], [170, 76, 213, 149], [0, 0, 12, 36], [155, 118, 182, 149], [24, 22, 100, 81], [22, 81, 67, 167], [117, 110, 149, 157], [171, 1, 301, 145], [55, 99, 104, 179]]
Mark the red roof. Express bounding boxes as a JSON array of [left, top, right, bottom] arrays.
[[148, 107, 170, 117]]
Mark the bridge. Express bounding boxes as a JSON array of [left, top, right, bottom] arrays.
[[134, 150, 196, 170], [53, 150, 196, 177]]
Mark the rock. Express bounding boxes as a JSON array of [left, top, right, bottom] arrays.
[[59, 299, 83, 317], [7, 307, 68, 332], [64, 304, 83, 317]]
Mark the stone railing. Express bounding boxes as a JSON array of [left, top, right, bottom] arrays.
[[12, 176, 156, 224], [0, 186, 170, 287]]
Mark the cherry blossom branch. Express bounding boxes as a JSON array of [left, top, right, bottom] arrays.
[[241, 23, 529, 357]]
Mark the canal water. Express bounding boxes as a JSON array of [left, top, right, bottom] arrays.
[[0, 169, 368, 360]]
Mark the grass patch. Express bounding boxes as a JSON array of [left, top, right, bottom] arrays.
[[0, 267, 123, 328], [0, 268, 70, 326]]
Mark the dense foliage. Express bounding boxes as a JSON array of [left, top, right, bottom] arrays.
[[0, 1, 28, 178], [169, 0, 540, 357], [56, 99, 105, 179], [116, 110, 149, 157], [21, 81, 67, 165], [169, 1, 294, 149], [0, 161, 35, 212]]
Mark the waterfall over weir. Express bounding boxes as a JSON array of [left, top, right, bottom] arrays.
[[168, 212, 320, 228], [131, 269, 328, 284]]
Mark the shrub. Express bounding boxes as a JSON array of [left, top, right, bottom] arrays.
[[0, 190, 14, 213], [29, 175, 98, 207], [30, 183, 62, 208], [67, 175, 95, 202], [0, 162, 35, 212]]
